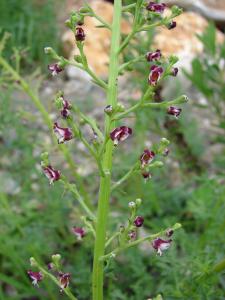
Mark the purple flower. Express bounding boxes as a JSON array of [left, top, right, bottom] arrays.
[[134, 216, 144, 227], [47, 263, 54, 270], [48, 63, 63, 76], [152, 238, 172, 256], [27, 270, 43, 287], [140, 149, 155, 168], [58, 272, 70, 291], [110, 126, 132, 146], [167, 21, 177, 30], [146, 49, 162, 62], [61, 99, 72, 118], [128, 230, 136, 240], [167, 106, 182, 118], [53, 122, 73, 144], [148, 65, 163, 86], [42, 165, 61, 184], [142, 171, 152, 181], [146, 2, 166, 13], [171, 67, 178, 77], [75, 27, 86, 42], [72, 227, 86, 240]]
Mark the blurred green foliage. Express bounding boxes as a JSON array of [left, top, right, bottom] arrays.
[[0, 0, 63, 68]]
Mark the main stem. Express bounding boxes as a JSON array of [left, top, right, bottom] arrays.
[[92, 1, 122, 300]]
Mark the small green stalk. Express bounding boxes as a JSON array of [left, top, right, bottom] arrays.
[[92, 1, 122, 299]]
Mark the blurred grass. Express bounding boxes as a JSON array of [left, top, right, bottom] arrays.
[[0, 0, 63, 69]]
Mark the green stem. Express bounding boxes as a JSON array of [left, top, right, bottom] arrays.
[[111, 163, 139, 191], [100, 223, 182, 261], [35, 263, 77, 300], [92, 1, 122, 299]]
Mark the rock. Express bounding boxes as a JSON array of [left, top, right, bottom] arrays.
[[154, 11, 224, 71], [164, 0, 225, 22], [62, 0, 130, 77], [0, 171, 21, 195]]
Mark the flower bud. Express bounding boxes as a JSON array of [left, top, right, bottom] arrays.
[[146, 49, 161, 62], [166, 228, 174, 237], [128, 201, 136, 209], [167, 106, 182, 118], [52, 254, 61, 267], [134, 216, 144, 227], [79, 6, 91, 14], [48, 63, 63, 76], [72, 227, 86, 240], [167, 21, 177, 30], [75, 27, 86, 42], [44, 47, 53, 55], [135, 198, 142, 207], [104, 105, 113, 115], [171, 67, 178, 77], [30, 257, 37, 267]]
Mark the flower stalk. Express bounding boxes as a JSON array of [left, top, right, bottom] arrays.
[[92, 1, 122, 299]]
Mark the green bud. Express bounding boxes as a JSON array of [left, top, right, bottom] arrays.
[[65, 19, 73, 29], [40, 152, 49, 167], [171, 5, 183, 15], [135, 198, 142, 207], [30, 257, 37, 267], [116, 103, 125, 113], [52, 254, 61, 267], [160, 138, 170, 146], [128, 201, 136, 209], [74, 55, 83, 63], [44, 47, 53, 55], [79, 6, 91, 14], [169, 55, 179, 64]]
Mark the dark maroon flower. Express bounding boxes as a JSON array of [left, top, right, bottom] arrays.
[[146, 2, 166, 13], [148, 65, 163, 86], [167, 21, 177, 30], [142, 171, 152, 181], [48, 63, 63, 76], [146, 49, 162, 62], [72, 227, 86, 240], [171, 67, 178, 77], [42, 165, 61, 184], [128, 230, 136, 240], [166, 228, 174, 237], [140, 149, 155, 168], [163, 148, 170, 156], [27, 270, 43, 287], [53, 122, 73, 144], [134, 216, 144, 227], [58, 272, 70, 291], [167, 106, 182, 118], [152, 238, 172, 256], [110, 126, 132, 146], [47, 263, 54, 270], [75, 27, 86, 42], [61, 99, 72, 118]]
